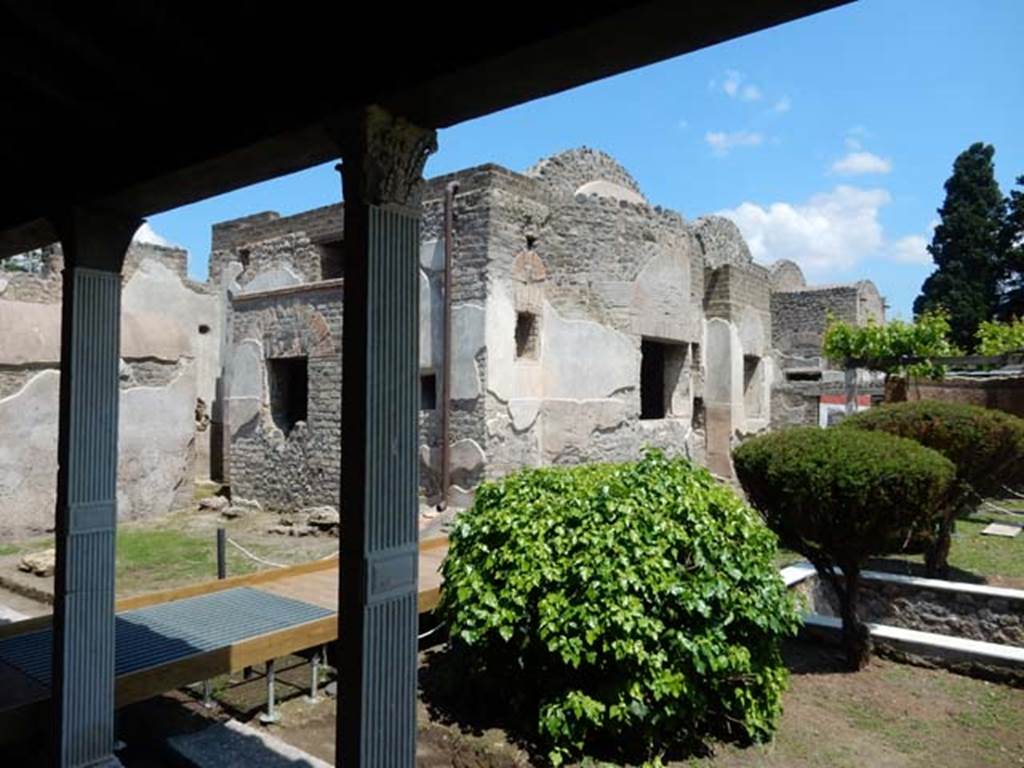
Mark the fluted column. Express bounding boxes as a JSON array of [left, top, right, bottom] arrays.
[[52, 207, 139, 768], [333, 106, 436, 768]]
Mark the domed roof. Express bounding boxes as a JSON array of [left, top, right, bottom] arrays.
[[692, 216, 753, 268], [769, 259, 806, 291], [526, 147, 647, 203]]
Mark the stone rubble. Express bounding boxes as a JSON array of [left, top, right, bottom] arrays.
[[18, 548, 56, 577]]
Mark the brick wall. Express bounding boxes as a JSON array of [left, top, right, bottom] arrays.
[[227, 283, 344, 509], [907, 376, 1024, 419]]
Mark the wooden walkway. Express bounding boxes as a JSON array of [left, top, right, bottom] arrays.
[[0, 536, 447, 742]]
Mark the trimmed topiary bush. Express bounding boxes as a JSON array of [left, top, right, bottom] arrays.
[[439, 450, 799, 766], [840, 401, 1024, 574], [734, 427, 955, 670]]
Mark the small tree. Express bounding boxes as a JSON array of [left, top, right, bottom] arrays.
[[822, 310, 960, 400], [840, 401, 1024, 575], [975, 317, 1024, 356], [734, 428, 955, 670], [440, 451, 798, 765]]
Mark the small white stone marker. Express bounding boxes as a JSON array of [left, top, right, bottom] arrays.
[[980, 522, 1022, 538]]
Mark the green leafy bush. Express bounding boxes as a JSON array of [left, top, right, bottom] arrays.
[[439, 451, 798, 765], [840, 401, 1024, 573], [822, 309, 960, 382], [734, 427, 955, 669], [976, 317, 1024, 356]]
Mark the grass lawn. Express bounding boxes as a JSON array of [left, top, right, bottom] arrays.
[[114, 527, 260, 594], [676, 642, 1024, 768], [0, 505, 338, 598], [775, 499, 1024, 587], [113, 509, 338, 595]]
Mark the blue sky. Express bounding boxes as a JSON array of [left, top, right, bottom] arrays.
[[149, 0, 1022, 319]]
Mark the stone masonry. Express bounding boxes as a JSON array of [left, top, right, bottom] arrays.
[[212, 148, 886, 509], [0, 148, 887, 535], [0, 240, 220, 537]]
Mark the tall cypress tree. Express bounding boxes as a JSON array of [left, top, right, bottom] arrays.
[[914, 143, 1006, 349], [999, 175, 1024, 319]]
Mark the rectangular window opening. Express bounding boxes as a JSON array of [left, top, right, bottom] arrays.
[[420, 374, 437, 411], [268, 357, 308, 435], [318, 239, 344, 280], [641, 338, 688, 421], [785, 370, 822, 382], [515, 311, 540, 360]]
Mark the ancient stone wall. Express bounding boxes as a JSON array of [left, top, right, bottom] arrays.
[[808, 575, 1023, 647], [209, 204, 345, 288], [768, 259, 806, 292], [224, 283, 344, 510], [525, 147, 645, 199], [771, 284, 859, 366], [212, 147, 887, 505], [477, 153, 707, 477], [0, 242, 212, 537], [693, 216, 754, 270], [417, 171, 495, 502]]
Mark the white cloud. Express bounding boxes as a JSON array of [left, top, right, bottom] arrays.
[[705, 130, 764, 156], [722, 69, 742, 97], [740, 84, 762, 102], [890, 234, 931, 265], [772, 96, 791, 113], [677, 118, 688, 130], [831, 151, 892, 175], [889, 220, 938, 265], [843, 126, 870, 151], [716, 70, 762, 101], [717, 186, 891, 273], [133, 222, 177, 247]]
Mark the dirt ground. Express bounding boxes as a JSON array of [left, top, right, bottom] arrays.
[[93, 640, 1023, 768]]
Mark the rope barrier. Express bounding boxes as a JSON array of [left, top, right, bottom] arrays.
[[226, 536, 338, 568], [418, 621, 446, 642], [226, 537, 288, 569], [1001, 484, 1024, 500], [970, 490, 1024, 517]]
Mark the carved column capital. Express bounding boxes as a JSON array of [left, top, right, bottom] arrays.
[[53, 205, 142, 273], [333, 105, 437, 209]]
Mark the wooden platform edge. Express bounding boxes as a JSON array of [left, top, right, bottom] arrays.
[[0, 535, 448, 641], [116, 556, 340, 611], [115, 615, 338, 708]]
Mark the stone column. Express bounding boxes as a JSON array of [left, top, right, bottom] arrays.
[[52, 207, 140, 768], [333, 106, 437, 767]]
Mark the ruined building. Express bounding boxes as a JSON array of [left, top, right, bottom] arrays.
[[0, 149, 884, 535], [212, 148, 885, 512], [0, 242, 220, 536]]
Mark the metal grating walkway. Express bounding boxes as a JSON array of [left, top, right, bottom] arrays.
[[0, 587, 333, 686]]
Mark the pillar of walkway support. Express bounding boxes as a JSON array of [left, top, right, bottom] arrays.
[[52, 207, 140, 768], [334, 106, 436, 768]]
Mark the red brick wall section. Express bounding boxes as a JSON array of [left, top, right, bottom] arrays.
[[907, 376, 1024, 419]]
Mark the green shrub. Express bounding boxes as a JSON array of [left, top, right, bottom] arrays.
[[439, 451, 798, 765], [840, 401, 1024, 573], [734, 427, 955, 669]]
